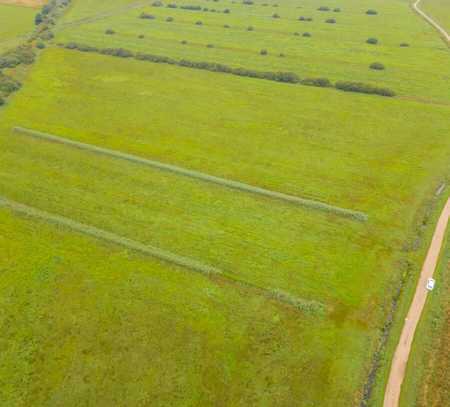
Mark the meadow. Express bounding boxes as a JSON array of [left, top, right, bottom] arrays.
[[0, 0, 449, 405], [421, 0, 450, 32], [55, 0, 450, 102], [0, 3, 36, 52]]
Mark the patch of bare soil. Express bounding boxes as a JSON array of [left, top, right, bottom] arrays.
[[0, 0, 46, 8]]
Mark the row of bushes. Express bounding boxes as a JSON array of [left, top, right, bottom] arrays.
[[60, 43, 396, 97], [0, 46, 36, 70], [0, 73, 21, 105]]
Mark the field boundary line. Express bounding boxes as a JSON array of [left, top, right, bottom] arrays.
[[0, 195, 221, 275], [12, 126, 368, 222], [0, 195, 325, 314], [412, 0, 450, 44], [383, 198, 450, 407]]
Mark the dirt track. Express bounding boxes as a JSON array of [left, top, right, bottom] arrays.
[[383, 198, 450, 407], [413, 0, 450, 42]]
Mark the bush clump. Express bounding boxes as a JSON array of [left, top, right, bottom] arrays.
[[195, 20, 203, 25], [166, 3, 177, 8], [0, 45, 35, 69], [400, 42, 410, 47], [140, 12, 155, 19], [206, 43, 214, 48], [370, 62, 385, 70], [335, 81, 395, 96], [301, 77, 331, 87], [366, 37, 378, 44], [242, 0, 253, 4], [105, 29, 115, 35], [223, 8, 230, 13], [272, 13, 280, 18], [166, 16, 174, 22], [294, 32, 300, 36], [180, 5, 202, 10], [333, 8, 341, 12], [366, 9, 378, 15], [224, 24, 230, 28], [36, 41, 46, 49], [260, 49, 268, 55], [247, 26, 254, 31], [152, 1, 163, 6], [325, 18, 336, 23], [318, 6, 330, 11], [303, 32, 311, 37]]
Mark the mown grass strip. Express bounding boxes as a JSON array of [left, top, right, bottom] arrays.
[[0, 195, 326, 314], [0, 195, 221, 275], [12, 126, 368, 222]]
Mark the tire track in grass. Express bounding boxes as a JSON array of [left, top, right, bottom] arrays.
[[0, 196, 326, 315], [12, 127, 368, 222]]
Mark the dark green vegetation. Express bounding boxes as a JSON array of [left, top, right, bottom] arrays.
[[401, 227, 450, 407], [0, 0, 449, 405]]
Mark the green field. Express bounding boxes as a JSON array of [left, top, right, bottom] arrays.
[[0, 3, 36, 52], [0, 0, 449, 405], [400, 228, 449, 407], [55, 0, 450, 102], [421, 0, 450, 32]]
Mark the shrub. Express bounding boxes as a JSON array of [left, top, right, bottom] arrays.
[[366, 9, 378, 15], [206, 43, 214, 48], [306, 17, 313, 21], [180, 5, 202, 10], [181, 40, 187, 44], [298, 16, 305, 21], [196, 20, 203, 25], [294, 32, 300, 36], [260, 49, 268, 55], [224, 24, 230, 28], [35, 13, 43, 25], [223, 8, 230, 13], [247, 26, 254, 31], [301, 77, 332, 87], [140, 12, 155, 19], [152, 1, 163, 6], [36, 41, 46, 49], [400, 42, 410, 47], [242, 0, 253, 4], [366, 37, 378, 45], [370, 62, 385, 70], [333, 8, 341, 12], [335, 81, 395, 96], [279, 53, 285, 57], [166, 3, 177, 8], [303, 32, 311, 37], [272, 13, 280, 18], [318, 6, 330, 11], [0, 97, 4, 106], [105, 29, 115, 35], [325, 18, 336, 23], [166, 17, 174, 22], [203, 7, 208, 11], [138, 34, 145, 39]]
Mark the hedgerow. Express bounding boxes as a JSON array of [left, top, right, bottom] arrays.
[[335, 81, 395, 97], [58, 43, 396, 100]]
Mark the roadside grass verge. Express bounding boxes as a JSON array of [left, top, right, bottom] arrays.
[[13, 126, 368, 221]]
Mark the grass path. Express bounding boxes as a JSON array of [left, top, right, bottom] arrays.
[[383, 197, 450, 407], [413, 0, 450, 43]]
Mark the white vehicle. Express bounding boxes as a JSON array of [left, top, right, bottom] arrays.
[[426, 278, 435, 291]]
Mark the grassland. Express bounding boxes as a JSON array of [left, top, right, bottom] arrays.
[[55, 0, 450, 102], [0, 3, 36, 52], [1, 207, 350, 406], [400, 229, 449, 407], [0, 0, 449, 405], [421, 0, 450, 32]]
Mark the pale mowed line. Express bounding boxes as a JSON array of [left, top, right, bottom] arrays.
[[12, 127, 368, 221], [0, 196, 221, 275], [413, 0, 450, 43], [0, 196, 325, 313], [383, 197, 450, 407]]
